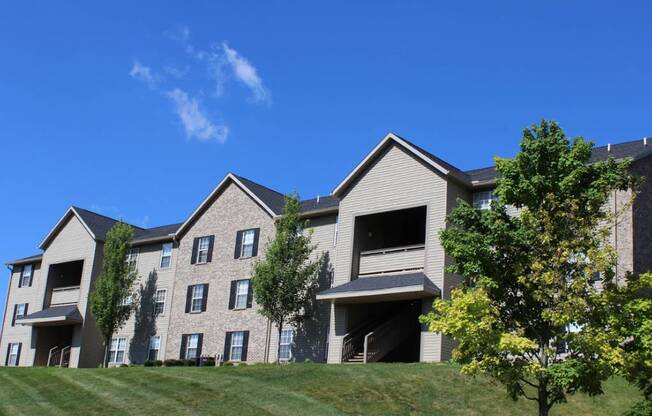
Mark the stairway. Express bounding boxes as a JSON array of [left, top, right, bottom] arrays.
[[342, 304, 418, 364]]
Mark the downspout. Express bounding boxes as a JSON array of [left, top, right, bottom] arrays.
[[0, 266, 13, 348], [161, 234, 178, 363], [613, 190, 618, 285]]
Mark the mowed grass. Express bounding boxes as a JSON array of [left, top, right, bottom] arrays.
[[0, 363, 641, 416]]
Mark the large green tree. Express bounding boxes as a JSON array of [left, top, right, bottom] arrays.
[[585, 272, 652, 415], [252, 194, 323, 363], [90, 222, 139, 367], [421, 121, 640, 416]]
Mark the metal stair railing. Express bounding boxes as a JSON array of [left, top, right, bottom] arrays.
[[341, 315, 388, 362], [59, 346, 71, 368], [363, 306, 416, 363]]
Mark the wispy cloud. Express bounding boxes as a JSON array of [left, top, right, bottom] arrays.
[[222, 42, 271, 104], [129, 61, 158, 89], [167, 88, 228, 143]]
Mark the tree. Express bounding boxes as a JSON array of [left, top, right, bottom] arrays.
[[90, 222, 139, 367], [420, 120, 640, 416], [585, 272, 652, 415], [252, 194, 323, 363]]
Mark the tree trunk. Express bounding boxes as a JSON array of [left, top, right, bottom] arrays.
[[538, 383, 550, 416], [276, 323, 283, 364], [103, 338, 110, 368]]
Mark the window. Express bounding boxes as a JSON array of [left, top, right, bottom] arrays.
[[473, 191, 497, 210], [154, 289, 167, 315], [279, 329, 294, 362], [197, 237, 211, 264], [14, 304, 27, 325], [148, 336, 161, 361], [191, 285, 204, 313], [234, 280, 250, 309], [230, 331, 244, 361], [241, 229, 256, 258], [109, 337, 127, 364], [126, 248, 139, 271], [160, 243, 173, 269], [186, 334, 199, 360], [6, 343, 20, 366], [120, 295, 133, 306], [20, 265, 32, 287]]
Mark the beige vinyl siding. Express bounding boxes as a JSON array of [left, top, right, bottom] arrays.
[[326, 302, 347, 363], [0, 264, 42, 367], [38, 215, 103, 368], [334, 143, 448, 290], [111, 241, 178, 364]]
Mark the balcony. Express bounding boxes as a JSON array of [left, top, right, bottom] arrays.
[[358, 244, 425, 276], [50, 286, 80, 306]]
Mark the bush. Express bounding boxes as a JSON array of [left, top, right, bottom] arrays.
[[223, 361, 234, 367], [163, 359, 184, 367], [154, 360, 163, 367], [120, 364, 129, 368], [199, 357, 215, 367], [144, 360, 155, 367]]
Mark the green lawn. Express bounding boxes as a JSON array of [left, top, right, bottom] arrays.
[[0, 363, 641, 416]]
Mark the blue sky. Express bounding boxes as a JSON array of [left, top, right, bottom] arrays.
[[1, 1, 650, 318]]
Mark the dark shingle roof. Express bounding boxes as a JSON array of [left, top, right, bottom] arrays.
[[463, 139, 652, 185], [19, 304, 82, 323], [397, 136, 471, 184], [318, 272, 439, 296], [72, 207, 140, 241], [234, 174, 287, 215], [6, 254, 43, 266], [300, 195, 339, 214], [132, 223, 182, 244]]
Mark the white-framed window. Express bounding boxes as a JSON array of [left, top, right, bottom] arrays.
[[279, 329, 294, 362], [15, 304, 27, 321], [125, 248, 139, 271], [154, 289, 167, 315], [241, 229, 256, 258], [148, 336, 161, 361], [197, 237, 211, 264], [20, 265, 33, 287], [7, 343, 19, 366], [230, 331, 244, 361], [109, 337, 127, 364], [235, 280, 249, 309], [160, 243, 173, 269], [473, 190, 497, 210], [186, 334, 199, 359], [191, 285, 204, 313], [120, 295, 132, 306]]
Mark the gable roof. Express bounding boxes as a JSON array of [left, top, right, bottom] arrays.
[[300, 195, 339, 215], [132, 223, 182, 245], [6, 253, 43, 266], [332, 133, 467, 197], [175, 173, 284, 238]]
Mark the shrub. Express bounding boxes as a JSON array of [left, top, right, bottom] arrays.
[[120, 364, 129, 368], [144, 360, 155, 367], [223, 361, 234, 367], [164, 359, 184, 367], [154, 360, 163, 367]]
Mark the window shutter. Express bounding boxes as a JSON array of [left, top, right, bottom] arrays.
[[11, 305, 17, 327], [180, 334, 188, 359], [16, 343, 21, 366], [241, 331, 249, 362], [223, 332, 232, 361], [201, 284, 209, 312], [206, 236, 214, 263], [251, 228, 260, 257], [23, 304, 28, 319], [4, 345, 9, 366], [246, 280, 253, 308], [191, 238, 199, 264], [234, 231, 243, 259], [228, 281, 237, 310], [17, 266, 23, 288], [185, 286, 193, 313], [28, 266, 33, 287], [197, 334, 203, 359]]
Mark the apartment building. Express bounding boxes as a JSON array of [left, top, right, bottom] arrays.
[[2, 133, 651, 367]]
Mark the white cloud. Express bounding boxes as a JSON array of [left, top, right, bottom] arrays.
[[166, 88, 228, 143], [129, 61, 157, 89], [222, 42, 271, 104]]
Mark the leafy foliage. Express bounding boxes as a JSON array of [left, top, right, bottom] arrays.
[[252, 194, 323, 362], [89, 222, 139, 367], [421, 120, 640, 416]]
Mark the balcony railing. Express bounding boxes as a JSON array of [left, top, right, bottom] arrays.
[[50, 286, 81, 306], [358, 244, 425, 276]]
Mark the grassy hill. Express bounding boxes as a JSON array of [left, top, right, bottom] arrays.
[[0, 363, 641, 415]]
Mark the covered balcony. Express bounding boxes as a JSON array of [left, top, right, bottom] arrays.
[[352, 206, 426, 277], [45, 260, 83, 307]]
